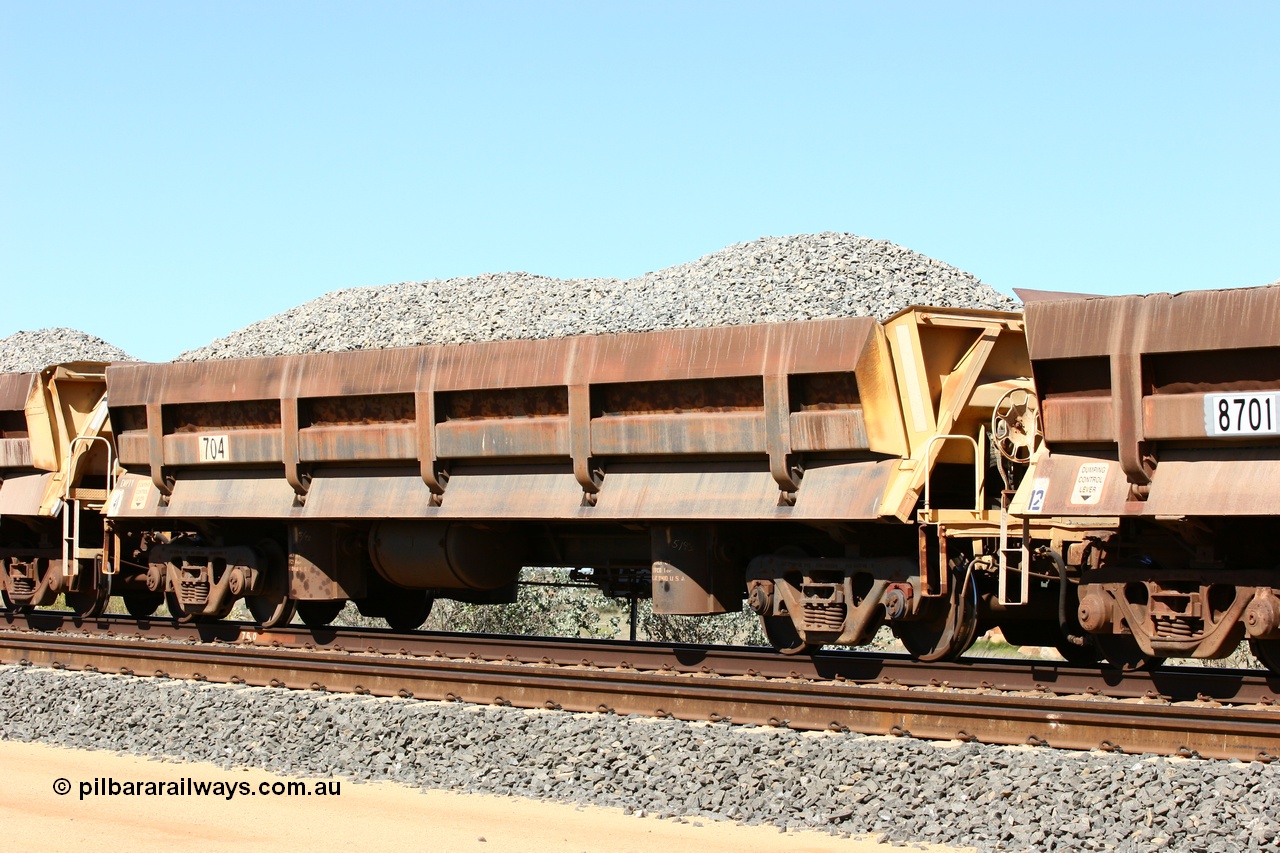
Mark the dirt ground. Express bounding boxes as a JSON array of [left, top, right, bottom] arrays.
[[0, 739, 971, 853]]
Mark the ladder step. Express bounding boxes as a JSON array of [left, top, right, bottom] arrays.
[[68, 488, 108, 501]]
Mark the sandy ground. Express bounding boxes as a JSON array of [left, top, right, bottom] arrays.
[[0, 739, 971, 853]]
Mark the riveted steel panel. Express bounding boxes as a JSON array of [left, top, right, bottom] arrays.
[[299, 424, 419, 463], [0, 472, 51, 516], [434, 418, 570, 458], [1143, 394, 1214, 440], [0, 373, 35, 414], [1041, 398, 1114, 443], [115, 433, 149, 467], [106, 316, 908, 521], [788, 410, 870, 452], [1025, 282, 1280, 516], [108, 317, 882, 408], [1143, 448, 1280, 516], [164, 470, 298, 519], [788, 458, 898, 520], [302, 470, 438, 519], [590, 412, 765, 456], [1140, 285, 1280, 353], [1024, 295, 1145, 362], [591, 461, 781, 519], [164, 429, 283, 466], [434, 465, 586, 519], [0, 438, 33, 470], [1014, 451, 1131, 517]]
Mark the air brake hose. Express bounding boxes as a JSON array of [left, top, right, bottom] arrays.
[[1043, 547, 1089, 649]]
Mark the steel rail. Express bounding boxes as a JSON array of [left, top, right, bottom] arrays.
[[1, 621, 1278, 762], [4, 611, 1279, 704]]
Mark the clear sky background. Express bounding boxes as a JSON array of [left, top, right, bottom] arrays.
[[2, 2, 1277, 362]]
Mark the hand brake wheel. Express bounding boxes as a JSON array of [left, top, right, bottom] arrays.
[[991, 386, 1041, 464]]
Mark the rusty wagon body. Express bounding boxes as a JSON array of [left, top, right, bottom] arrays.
[[1010, 283, 1280, 669], [0, 364, 113, 613], [3, 282, 1278, 674]]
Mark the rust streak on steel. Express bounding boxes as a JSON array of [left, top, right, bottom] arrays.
[[1, 624, 1278, 761], [1022, 283, 1280, 518]]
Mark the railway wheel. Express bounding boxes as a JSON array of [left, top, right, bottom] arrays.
[[1249, 639, 1280, 677], [760, 613, 820, 656], [246, 539, 295, 629], [1094, 634, 1164, 671], [247, 594, 295, 628], [892, 567, 979, 662], [123, 592, 164, 618], [65, 580, 110, 619], [382, 591, 432, 632], [296, 600, 346, 629]]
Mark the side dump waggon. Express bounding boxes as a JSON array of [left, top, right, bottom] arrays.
[[93, 306, 1061, 660], [0, 364, 113, 613], [4, 283, 1278, 677], [1011, 284, 1280, 671]]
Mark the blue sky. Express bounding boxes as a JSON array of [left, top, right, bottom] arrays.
[[2, 2, 1277, 362]]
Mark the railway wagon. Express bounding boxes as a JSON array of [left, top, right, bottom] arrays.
[[0, 364, 113, 613], [0, 371, 43, 604], [94, 305, 1080, 659], [1010, 283, 1280, 672]]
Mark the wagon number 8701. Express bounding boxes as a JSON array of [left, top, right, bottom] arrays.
[[1205, 393, 1280, 437]]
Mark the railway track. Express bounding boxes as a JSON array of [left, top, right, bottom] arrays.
[[2, 611, 1279, 762]]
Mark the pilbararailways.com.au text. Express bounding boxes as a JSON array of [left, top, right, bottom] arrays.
[[56, 777, 341, 800]]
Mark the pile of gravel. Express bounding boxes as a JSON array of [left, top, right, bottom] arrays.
[[0, 329, 136, 374], [179, 233, 1018, 361], [2, 665, 1275, 851]]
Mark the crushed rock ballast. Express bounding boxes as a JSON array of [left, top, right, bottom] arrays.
[[1, 665, 1276, 852], [178, 233, 1018, 361]]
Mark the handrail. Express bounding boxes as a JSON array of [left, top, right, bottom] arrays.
[[62, 433, 116, 581], [921, 433, 983, 514]]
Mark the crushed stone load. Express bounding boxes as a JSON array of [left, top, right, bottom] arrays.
[[2, 665, 1277, 852], [179, 233, 1018, 361], [0, 328, 136, 374]]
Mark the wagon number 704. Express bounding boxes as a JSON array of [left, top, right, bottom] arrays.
[[198, 434, 230, 462], [1205, 393, 1280, 437]]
